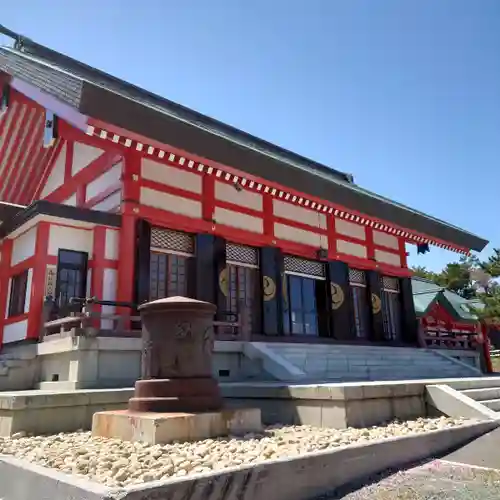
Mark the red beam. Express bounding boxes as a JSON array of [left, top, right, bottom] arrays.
[[31, 140, 64, 201], [64, 140, 74, 182], [45, 150, 121, 204], [21, 139, 52, 204], [202, 174, 215, 222], [263, 193, 274, 238], [326, 214, 337, 259], [7, 110, 44, 204], [1, 104, 38, 201]]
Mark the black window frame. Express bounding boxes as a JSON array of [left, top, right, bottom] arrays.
[[381, 276, 403, 341], [283, 274, 322, 336], [149, 251, 196, 300], [7, 269, 29, 318], [349, 269, 370, 339], [54, 249, 89, 313], [223, 242, 262, 336]]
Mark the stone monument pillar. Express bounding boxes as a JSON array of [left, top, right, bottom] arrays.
[[92, 296, 261, 444], [129, 296, 223, 413]]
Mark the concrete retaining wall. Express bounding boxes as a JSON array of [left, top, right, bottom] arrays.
[[0, 379, 486, 437], [0, 421, 496, 500], [37, 338, 272, 390], [223, 381, 429, 428]]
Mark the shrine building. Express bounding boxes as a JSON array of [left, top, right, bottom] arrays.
[[0, 28, 489, 355]]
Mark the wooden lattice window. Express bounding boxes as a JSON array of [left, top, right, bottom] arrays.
[[222, 243, 260, 335], [381, 276, 402, 341], [149, 228, 195, 300], [8, 270, 28, 318], [349, 269, 369, 339]]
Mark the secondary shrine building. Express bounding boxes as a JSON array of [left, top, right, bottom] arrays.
[[0, 31, 488, 349]]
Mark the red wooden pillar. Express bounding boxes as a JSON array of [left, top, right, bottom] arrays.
[[262, 193, 274, 239], [326, 214, 337, 259], [90, 226, 107, 326], [202, 174, 215, 223], [27, 222, 50, 340], [117, 151, 141, 326], [365, 226, 375, 261], [0, 239, 13, 347], [398, 237, 408, 268]]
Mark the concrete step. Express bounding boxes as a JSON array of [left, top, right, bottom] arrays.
[[461, 387, 500, 401], [447, 377, 500, 391], [481, 399, 500, 411], [0, 366, 8, 376]]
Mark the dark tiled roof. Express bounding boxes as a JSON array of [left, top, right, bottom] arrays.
[[0, 29, 489, 252], [411, 276, 478, 322], [0, 49, 82, 107]]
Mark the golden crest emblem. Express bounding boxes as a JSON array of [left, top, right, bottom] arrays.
[[371, 293, 382, 314], [263, 276, 276, 301], [218, 267, 229, 296], [330, 282, 345, 310]]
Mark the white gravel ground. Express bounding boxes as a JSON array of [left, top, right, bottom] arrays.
[[0, 416, 473, 488]]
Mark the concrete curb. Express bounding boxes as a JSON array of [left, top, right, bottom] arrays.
[[0, 420, 497, 500]]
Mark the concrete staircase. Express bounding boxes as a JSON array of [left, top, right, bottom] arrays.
[[245, 343, 482, 382], [458, 382, 500, 413]]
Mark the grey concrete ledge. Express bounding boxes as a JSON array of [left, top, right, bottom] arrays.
[[0, 420, 496, 500]]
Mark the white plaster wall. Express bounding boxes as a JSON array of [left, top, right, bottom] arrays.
[[93, 191, 121, 212], [86, 162, 122, 201], [4, 278, 12, 319], [72, 142, 104, 176], [86, 269, 92, 297], [273, 200, 327, 229], [48, 225, 93, 256], [274, 223, 328, 248], [140, 187, 202, 218], [105, 229, 119, 260], [214, 206, 263, 233], [335, 218, 366, 241], [373, 230, 399, 250], [11, 226, 37, 266], [3, 319, 28, 343], [142, 158, 202, 194], [336, 239, 367, 258], [101, 268, 117, 329], [375, 249, 401, 267], [62, 193, 77, 206], [24, 268, 33, 313], [40, 143, 66, 198], [215, 181, 263, 211]]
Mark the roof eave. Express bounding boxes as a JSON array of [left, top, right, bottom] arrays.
[[79, 82, 488, 253]]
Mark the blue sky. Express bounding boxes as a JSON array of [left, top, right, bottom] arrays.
[[2, 1, 499, 271]]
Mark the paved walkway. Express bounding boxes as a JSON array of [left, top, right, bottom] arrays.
[[320, 428, 500, 499]]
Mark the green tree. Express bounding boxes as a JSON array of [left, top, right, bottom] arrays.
[[481, 248, 500, 278], [410, 265, 438, 280]]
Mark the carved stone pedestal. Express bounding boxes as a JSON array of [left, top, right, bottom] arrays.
[[92, 296, 261, 444]]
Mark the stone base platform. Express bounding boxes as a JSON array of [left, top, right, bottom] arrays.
[[91, 408, 262, 444]]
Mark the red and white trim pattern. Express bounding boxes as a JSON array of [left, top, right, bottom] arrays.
[[86, 125, 470, 256]]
